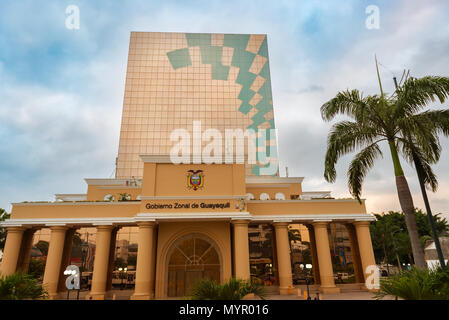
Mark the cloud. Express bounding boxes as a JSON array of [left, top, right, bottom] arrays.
[[275, 0, 449, 220]]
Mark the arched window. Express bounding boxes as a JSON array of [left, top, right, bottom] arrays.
[[260, 193, 270, 200], [275, 192, 286, 200]]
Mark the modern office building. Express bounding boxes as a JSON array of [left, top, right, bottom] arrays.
[[116, 32, 277, 178], [0, 32, 376, 300]]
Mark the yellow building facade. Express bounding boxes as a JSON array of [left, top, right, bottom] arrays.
[[0, 32, 376, 299], [1, 157, 375, 299]]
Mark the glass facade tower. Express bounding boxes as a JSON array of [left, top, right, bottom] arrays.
[[116, 32, 277, 178]]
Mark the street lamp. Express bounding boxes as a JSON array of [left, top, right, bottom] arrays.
[[118, 267, 128, 290], [300, 264, 312, 300]]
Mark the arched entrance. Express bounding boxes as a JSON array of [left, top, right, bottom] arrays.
[[167, 233, 221, 297]]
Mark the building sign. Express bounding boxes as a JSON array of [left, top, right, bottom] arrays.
[[187, 170, 204, 191], [145, 202, 231, 210]]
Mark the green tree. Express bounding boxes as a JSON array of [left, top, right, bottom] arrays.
[[35, 241, 49, 257], [114, 257, 127, 269], [70, 232, 84, 261], [288, 228, 301, 254], [370, 210, 449, 267], [0, 209, 10, 250], [0, 273, 48, 300], [127, 255, 137, 267], [28, 258, 46, 280], [321, 66, 449, 268]]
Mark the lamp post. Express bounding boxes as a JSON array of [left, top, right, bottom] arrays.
[[118, 267, 128, 290], [300, 264, 312, 300]]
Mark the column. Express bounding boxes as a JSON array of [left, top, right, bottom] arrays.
[[345, 223, 365, 283], [16, 228, 37, 274], [88, 225, 114, 300], [273, 222, 293, 295], [232, 220, 250, 280], [306, 225, 321, 285], [354, 221, 376, 282], [43, 226, 68, 299], [0, 227, 25, 276], [313, 222, 340, 294], [106, 227, 119, 297], [131, 222, 156, 300], [57, 228, 76, 294]]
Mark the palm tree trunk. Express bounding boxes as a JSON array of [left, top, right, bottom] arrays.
[[395, 175, 426, 269], [388, 140, 426, 269], [396, 253, 402, 272]]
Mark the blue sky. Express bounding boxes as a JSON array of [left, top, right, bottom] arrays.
[[1, 0, 449, 219]]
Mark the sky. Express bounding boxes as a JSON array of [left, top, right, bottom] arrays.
[[1, 0, 449, 220]]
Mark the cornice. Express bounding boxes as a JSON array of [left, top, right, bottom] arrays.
[[0, 213, 375, 227]]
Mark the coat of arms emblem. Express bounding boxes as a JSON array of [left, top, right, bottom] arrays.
[[187, 170, 204, 191]]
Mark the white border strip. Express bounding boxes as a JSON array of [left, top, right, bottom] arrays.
[[11, 201, 141, 206], [140, 195, 246, 200], [248, 199, 365, 203], [0, 213, 374, 227]]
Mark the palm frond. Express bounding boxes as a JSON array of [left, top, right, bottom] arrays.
[[395, 76, 449, 119], [398, 139, 438, 192], [396, 116, 442, 163], [347, 143, 383, 201], [324, 121, 381, 182], [411, 109, 449, 136], [321, 89, 375, 122]]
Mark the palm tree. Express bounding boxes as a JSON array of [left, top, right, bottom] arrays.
[[321, 60, 449, 269]]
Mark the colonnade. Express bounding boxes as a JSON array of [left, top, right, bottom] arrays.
[[0, 220, 376, 298]]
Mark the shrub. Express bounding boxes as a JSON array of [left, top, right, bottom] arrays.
[[0, 273, 48, 300], [191, 278, 267, 300], [28, 258, 46, 280], [375, 267, 449, 300]]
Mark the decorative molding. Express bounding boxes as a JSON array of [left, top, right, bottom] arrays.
[[272, 219, 293, 223], [248, 199, 365, 203], [251, 213, 375, 222], [0, 213, 374, 227], [140, 195, 247, 200], [12, 201, 141, 206], [246, 184, 291, 188], [1, 217, 137, 227], [135, 212, 253, 221]]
